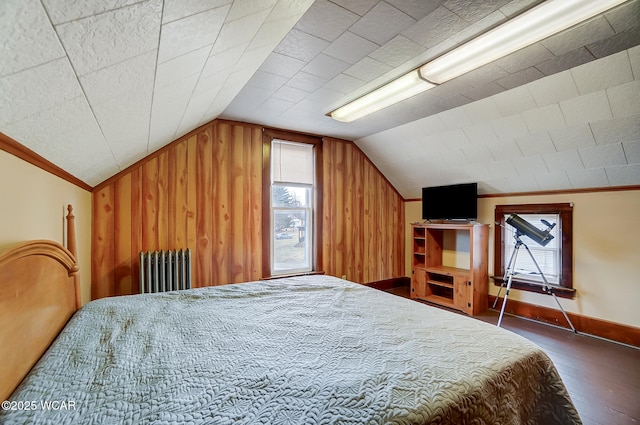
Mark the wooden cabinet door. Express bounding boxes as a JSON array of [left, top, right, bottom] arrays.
[[411, 269, 426, 299], [454, 276, 472, 314]]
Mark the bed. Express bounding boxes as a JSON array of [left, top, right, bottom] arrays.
[[0, 208, 581, 424]]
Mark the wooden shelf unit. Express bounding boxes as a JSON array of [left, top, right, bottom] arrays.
[[411, 222, 489, 315]]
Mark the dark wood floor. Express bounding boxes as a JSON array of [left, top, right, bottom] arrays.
[[385, 285, 640, 425]]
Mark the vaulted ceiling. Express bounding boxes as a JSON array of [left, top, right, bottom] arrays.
[[1, 0, 639, 197]]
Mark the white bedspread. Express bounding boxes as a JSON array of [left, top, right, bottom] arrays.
[[1, 275, 581, 424]]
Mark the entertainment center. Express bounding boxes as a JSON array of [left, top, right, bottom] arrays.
[[411, 221, 489, 316]]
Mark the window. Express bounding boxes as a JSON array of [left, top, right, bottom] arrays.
[[494, 203, 574, 298], [271, 141, 313, 274], [262, 130, 322, 278]]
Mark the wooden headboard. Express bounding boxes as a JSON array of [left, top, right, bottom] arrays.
[[0, 205, 80, 401]]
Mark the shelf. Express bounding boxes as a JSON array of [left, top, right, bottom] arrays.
[[425, 265, 469, 277], [427, 280, 453, 289], [418, 294, 455, 307]]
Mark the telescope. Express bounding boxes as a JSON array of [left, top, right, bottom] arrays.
[[505, 213, 555, 247]]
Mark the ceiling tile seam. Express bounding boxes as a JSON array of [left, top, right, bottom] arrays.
[[0, 55, 66, 81], [172, 4, 279, 135], [161, 1, 231, 25], [42, 0, 150, 26], [146, 1, 169, 153], [38, 0, 120, 170]]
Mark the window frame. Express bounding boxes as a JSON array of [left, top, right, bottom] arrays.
[[262, 129, 322, 279], [494, 203, 575, 298]]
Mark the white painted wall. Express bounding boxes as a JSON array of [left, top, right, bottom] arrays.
[[406, 188, 640, 328], [0, 150, 92, 305]]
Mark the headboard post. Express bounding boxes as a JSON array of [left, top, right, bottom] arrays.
[[66, 204, 77, 259], [66, 204, 81, 309]]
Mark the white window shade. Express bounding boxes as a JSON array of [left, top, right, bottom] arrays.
[[272, 140, 314, 184]]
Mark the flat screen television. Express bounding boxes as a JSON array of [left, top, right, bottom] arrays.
[[422, 183, 477, 221]]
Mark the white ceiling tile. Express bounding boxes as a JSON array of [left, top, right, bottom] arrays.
[[560, 90, 612, 126], [226, 0, 277, 21], [274, 29, 330, 62], [629, 44, 640, 79], [259, 53, 306, 78], [351, 2, 415, 45], [211, 9, 271, 55], [323, 74, 366, 94], [301, 54, 350, 80], [386, 0, 443, 21], [306, 87, 344, 106], [527, 70, 579, 107], [154, 47, 209, 90], [502, 175, 541, 193], [571, 50, 633, 95], [580, 143, 627, 168], [461, 144, 494, 163], [541, 16, 615, 56], [0, 58, 83, 127], [272, 85, 309, 103], [343, 56, 393, 82], [489, 160, 518, 178], [623, 140, 640, 164], [515, 132, 556, 156], [450, 10, 505, 46], [81, 51, 157, 105], [323, 31, 379, 65], [1, 0, 65, 77], [534, 171, 571, 191], [368, 36, 426, 68], [42, 0, 141, 24], [56, 0, 162, 76], [463, 123, 499, 145], [607, 80, 640, 118], [463, 163, 492, 181], [464, 82, 506, 101], [493, 43, 555, 74], [590, 114, 640, 145], [444, 0, 510, 23], [522, 104, 566, 133], [549, 124, 596, 151], [329, 0, 378, 16], [462, 97, 502, 124], [286, 72, 327, 92], [416, 114, 447, 135], [437, 107, 473, 130], [439, 128, 470, 149], [157, 5, 228, 64], [604, 0, 640, 33], [294, 0, 359, 42], [245, 70, 288, 92], [605, 164, 640, 186], [202, 44, 246, 78], [161, 0, 232, 23], [490, 114, 529, 142], [566, 168, 609, 189], [542, 150, 584, 173], [496, 67, 545, 90], [512, 155, 548, 176], [492, 85, 537, 116], [402, 6, 467, 48], [536, 46, 596, 76], [264, 0, 315, 24], [487, 140, 522, 161]]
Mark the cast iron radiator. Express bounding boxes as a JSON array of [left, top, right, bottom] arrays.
[[139, 249, 192, 293]]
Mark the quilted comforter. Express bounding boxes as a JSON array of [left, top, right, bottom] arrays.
[[1, 275, 581, 424]]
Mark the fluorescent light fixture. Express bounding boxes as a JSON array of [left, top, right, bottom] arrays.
[[420, 0, 628, 84], [330, 0, 627, 122], [330, 70, 435, 123]]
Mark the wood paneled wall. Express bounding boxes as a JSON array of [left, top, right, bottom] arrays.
[[92, 121, 263, 299], [322, 137, 405, 283], [92, 121, 404, 299]]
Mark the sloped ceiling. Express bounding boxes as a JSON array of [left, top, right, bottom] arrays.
[[1, 0, 639, 197]]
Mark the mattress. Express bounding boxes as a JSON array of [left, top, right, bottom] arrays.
[[1, 275, 581, 424]]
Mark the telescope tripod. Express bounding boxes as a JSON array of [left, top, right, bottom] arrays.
[[492, 231, 576, 332]]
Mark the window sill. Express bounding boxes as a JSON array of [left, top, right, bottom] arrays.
[[492, 276, 576, 299], [261, 271, 325, 280]]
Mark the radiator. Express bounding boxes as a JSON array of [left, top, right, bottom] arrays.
[[139, 249, 192, 293]]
